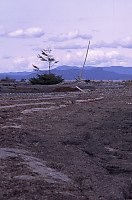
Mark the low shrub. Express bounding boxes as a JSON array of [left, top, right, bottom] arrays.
[[0, 77, 16, 83], [29, 73, 64, 85]]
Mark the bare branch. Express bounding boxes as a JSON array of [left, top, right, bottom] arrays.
[[32, 64, 39, 71]]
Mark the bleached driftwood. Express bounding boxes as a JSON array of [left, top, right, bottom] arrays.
[[62, 97, 104, 105], [76, 97, 104, 103], [76, 86, 86, 93], [76, 40, 90, 81]]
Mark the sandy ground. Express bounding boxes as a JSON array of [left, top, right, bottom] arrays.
[[0, 83, 132, 199]]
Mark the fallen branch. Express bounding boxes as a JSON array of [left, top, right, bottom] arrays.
[[62, 97, 104, 105], [76, 86, 86, 93], [76, 97, 104, 103]]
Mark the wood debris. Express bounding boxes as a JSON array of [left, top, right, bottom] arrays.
[[76, 97, 104, 103], [62, 97, 104, 104], [75, 86, 86, 93]]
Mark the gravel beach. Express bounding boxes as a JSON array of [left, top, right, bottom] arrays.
[[0, 82, 132, 199]]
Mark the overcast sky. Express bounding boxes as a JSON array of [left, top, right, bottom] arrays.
[[0, 0, 132, 72]]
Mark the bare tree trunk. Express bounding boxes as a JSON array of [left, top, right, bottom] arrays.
[[49, 62, 50, 74], [79, 40, 90, 80]]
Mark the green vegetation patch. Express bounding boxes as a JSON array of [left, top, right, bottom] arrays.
[[29, 73, 64, 85]]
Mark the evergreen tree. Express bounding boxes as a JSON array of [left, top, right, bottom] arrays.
[[33, 48, 58, 74]]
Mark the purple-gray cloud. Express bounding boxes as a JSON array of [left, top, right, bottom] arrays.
[[58, 49, 127, 67], [55, 43, 87, 50], [91, 37, 132, 49], [91, 41, 118, 49], [0, 27, 45, 38], [49, 31, 92, 42], [118, 37, 132, 49], [7, 28, 44, 38], [53, 36, 132, 50], [3, 56, 12, 59]]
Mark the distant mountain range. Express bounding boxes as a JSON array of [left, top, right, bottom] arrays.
[[54, 65, 132, 75], [0, 66, 132, 81]]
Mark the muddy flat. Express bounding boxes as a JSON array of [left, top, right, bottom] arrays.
[[0, 83, 132, 200]]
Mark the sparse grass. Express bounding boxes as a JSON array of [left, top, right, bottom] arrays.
[[122, 80, 132, 86], [0, 77, 16, 83]]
